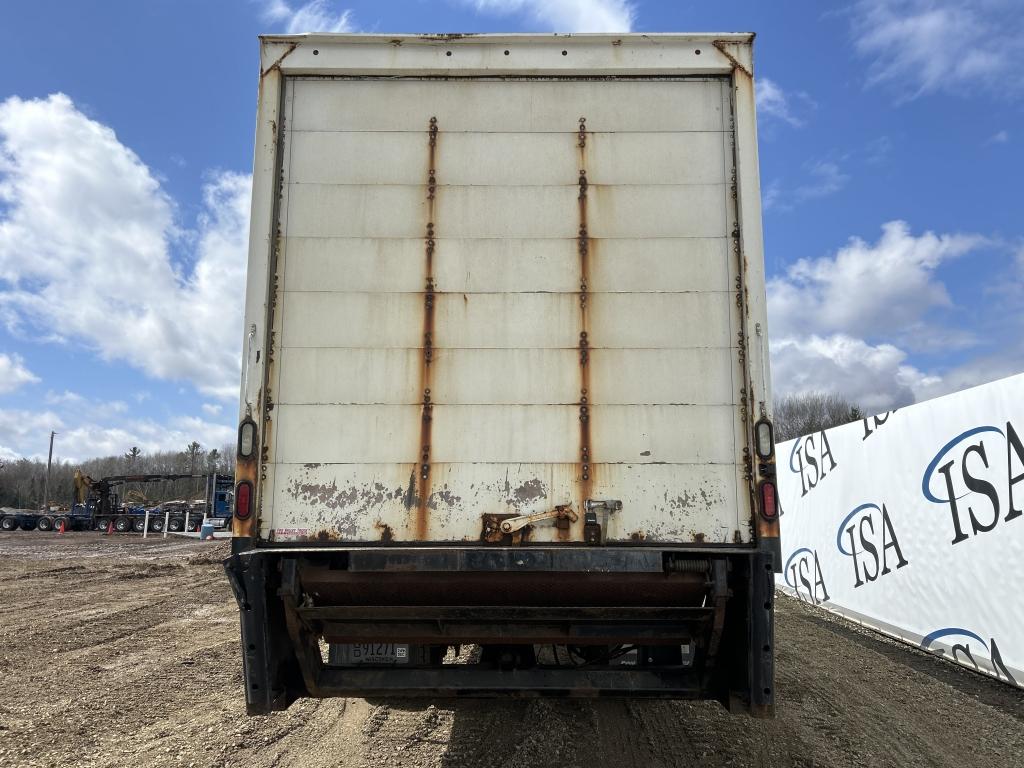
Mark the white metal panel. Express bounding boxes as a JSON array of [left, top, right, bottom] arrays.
[[280, 292, 733, 349], [289, 79, 725, 133], [284, 183, 726, 239], [288, 130, 727, 187], [277, 347, 735, 406], [275, 403, 737, 465], [283, 236, 730, 294]]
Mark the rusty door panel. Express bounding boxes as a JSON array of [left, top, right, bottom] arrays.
[[277, 348, 736, 408], [284, 236, 730, 295], [275, 403, 737, 466], [289, 78, 725, 133], [260, 74, 754, 544], [287, 130, 727, 187], [281, 293, 733, 350], [284, 183, 726, 240], [267, 461, 740, 543]]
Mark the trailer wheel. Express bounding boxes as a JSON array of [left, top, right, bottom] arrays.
[[0, 516, 15, 531], [53, 516, 69, 532], [36, 516, 53, 531], [132, 518, 146, 533], [114, 517, 132, 533], [94, 517, 110, 531], [186, 519, 200, 532], [149, 518, 164, 533], [168, 518, 184, 532]]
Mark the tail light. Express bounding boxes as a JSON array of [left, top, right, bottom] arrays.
[[754, 419, 774, 460], [759, 481, 778, 521], [235, 481, 253, 520]]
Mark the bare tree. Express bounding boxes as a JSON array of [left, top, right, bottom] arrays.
[[774, 393, 862, 443]]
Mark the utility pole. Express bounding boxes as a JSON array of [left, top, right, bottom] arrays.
[[41, 431, 56, 512]]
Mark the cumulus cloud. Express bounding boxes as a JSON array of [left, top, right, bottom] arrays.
[[768, 221, 992, 412], [769, 220, 984, 338], [0, 353, 38, 394], [0, 93, 250, 400], [262, 0, 356, 32], [771, 334, 938, 413], [851, 0, 1024, 99], [460, 0, 634, 32]]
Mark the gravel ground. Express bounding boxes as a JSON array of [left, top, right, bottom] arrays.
[[0, 533, 1020, 768]]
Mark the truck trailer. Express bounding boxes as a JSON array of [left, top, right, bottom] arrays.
[[226, 32, 780, 717]]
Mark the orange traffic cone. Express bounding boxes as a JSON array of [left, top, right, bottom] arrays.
[[58, 520, 65, 534], [106, 520, 114, 535]]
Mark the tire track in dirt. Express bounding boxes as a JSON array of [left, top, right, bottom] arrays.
[[1, 533, 1022, 768]]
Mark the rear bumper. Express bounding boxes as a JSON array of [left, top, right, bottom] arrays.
[[225, 546, 776, 716]]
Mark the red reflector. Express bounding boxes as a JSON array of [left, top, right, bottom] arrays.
[[760, 482, 778, 520], [235, 481, 252, 520]]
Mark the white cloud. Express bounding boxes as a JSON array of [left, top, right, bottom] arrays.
[[262, 0, 356, 32], [0, 353, 38, 394], [756, 78, 806, 128], [768, 221, 995, 412], [771, 334, 938, 413], [0, 408, 62, 461], [769, 220, 984, 338], [201, 402, 223, 416], [0, 405, 233, 463], [851, 0, 1024, 99], [987, 129, 1009, 144], [460, 0, 634, 32], [0, 94, 250, 400]]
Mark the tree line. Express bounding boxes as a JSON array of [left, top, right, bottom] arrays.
[[0, 442, 235, 510]]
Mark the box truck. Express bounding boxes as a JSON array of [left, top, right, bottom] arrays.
[[225, 32, 780, 717]]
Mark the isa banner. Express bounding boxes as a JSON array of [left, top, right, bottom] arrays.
[[776, 372, 1024, 687]]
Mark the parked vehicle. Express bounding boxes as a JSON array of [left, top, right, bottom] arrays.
[[225, 33, 779, 717]]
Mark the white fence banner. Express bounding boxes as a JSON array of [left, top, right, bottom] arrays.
[[776, 372, 1024, 687]]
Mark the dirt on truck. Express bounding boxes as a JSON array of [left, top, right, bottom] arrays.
[[227, 32, 780, 717], [2, 534, 1023, 768]]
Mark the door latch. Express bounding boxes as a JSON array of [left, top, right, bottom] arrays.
[[499, 504, 578, 535], [583, 499, 622, 544]]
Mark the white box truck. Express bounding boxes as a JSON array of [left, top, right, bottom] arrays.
[[226, 32, 780, 717]]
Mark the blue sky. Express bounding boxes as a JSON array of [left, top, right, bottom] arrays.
[[0, 0, 1021, 461]]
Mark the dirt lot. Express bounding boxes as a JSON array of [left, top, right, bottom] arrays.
[[0, 534, 1021, 768]]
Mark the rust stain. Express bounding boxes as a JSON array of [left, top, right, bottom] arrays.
[[576, 116, 593, 540], [375, 521, 395, 543], [692, 532, 706, 544], [630, 531, 646, 542], [733, 529, 744, 544], [415, 116, 440, 541], [260, 42, 299, 80], [711, 40, 753, 78]]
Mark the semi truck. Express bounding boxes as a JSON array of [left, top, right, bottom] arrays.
[[0, 472, 234, 533], [225, 32, 779, 717]]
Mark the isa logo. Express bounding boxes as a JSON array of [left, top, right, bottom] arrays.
[[921, 422, 1024, 545], [789, 431, 838, 498], [783, 547, 830, 605], [920, 628, 1018, 685], [836, 502, 908, 588]]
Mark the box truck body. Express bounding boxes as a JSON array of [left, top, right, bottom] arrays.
[[226, 33, 780, 717]]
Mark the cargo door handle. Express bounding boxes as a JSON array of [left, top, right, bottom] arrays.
[[499, 504, 578, 534]]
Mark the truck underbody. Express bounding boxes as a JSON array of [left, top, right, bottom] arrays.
[[225, 545, 776, 717]]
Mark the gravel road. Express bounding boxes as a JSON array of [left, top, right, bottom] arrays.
[[0, 534, 1020, 768]]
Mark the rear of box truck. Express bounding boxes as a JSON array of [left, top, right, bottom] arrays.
[[226, 33, 780, 717]]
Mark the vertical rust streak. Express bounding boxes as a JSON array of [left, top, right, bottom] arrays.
[[576, 117, 593, 534], [417, 116, 439, 541]]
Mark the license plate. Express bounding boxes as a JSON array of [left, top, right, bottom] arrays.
[[331, 643, 410, 665]]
